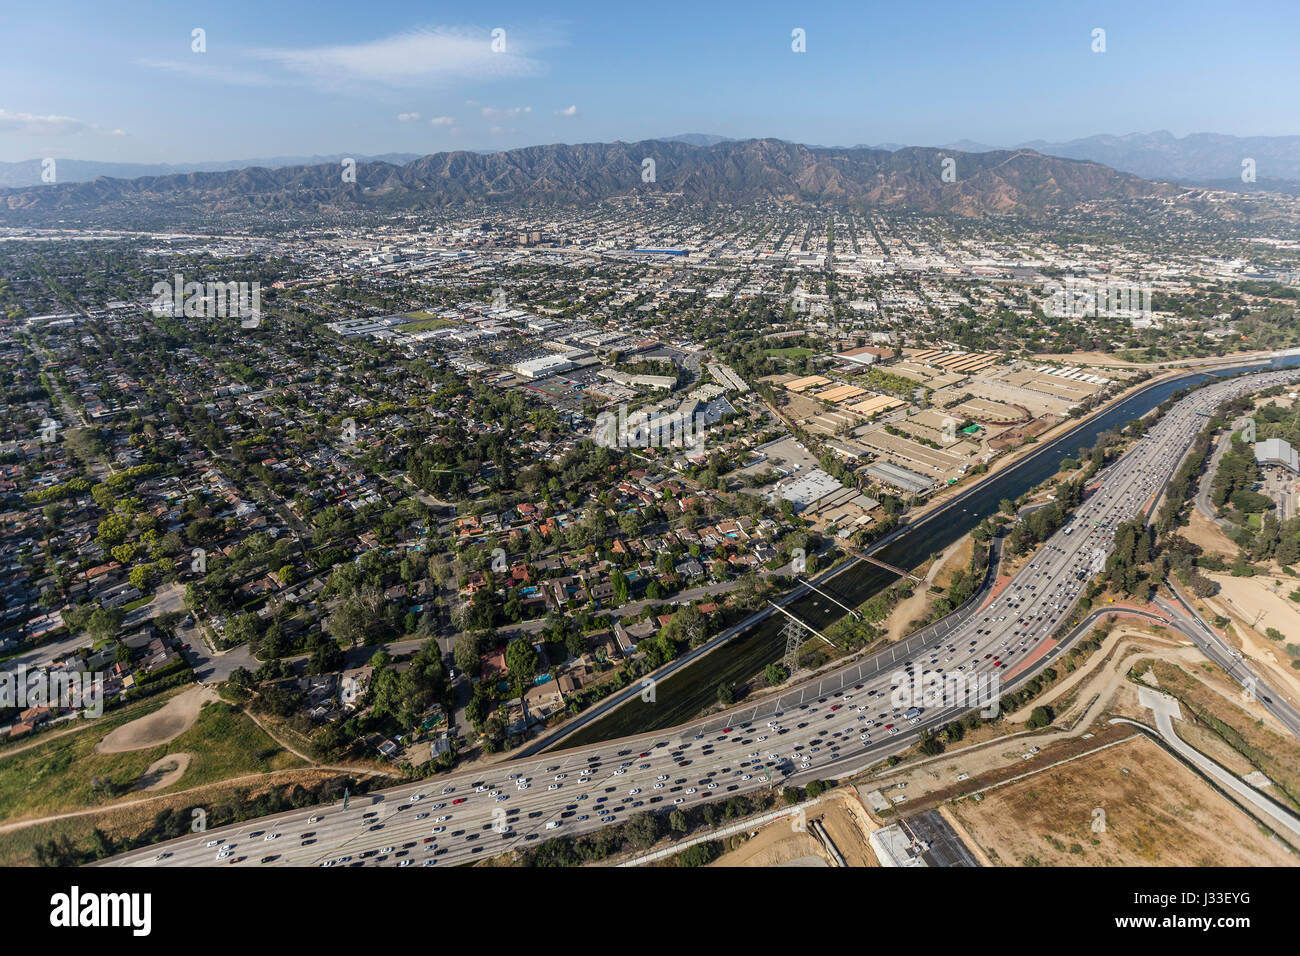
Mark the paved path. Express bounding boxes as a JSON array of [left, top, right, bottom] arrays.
[[1114, 705, 1300, 841]]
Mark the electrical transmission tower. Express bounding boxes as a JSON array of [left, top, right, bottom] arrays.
[[782, 618, 810, 673]]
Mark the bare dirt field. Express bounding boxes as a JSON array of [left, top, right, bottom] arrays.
[[1201, 573, 1300, 705], [1182, 509, 1237, 558], [949, 735, 1297, 866], [816, 791, 881, 866], [136, 753, 191, 791], [709, 824, 827, 867], [95, 686, 218, 754], [711, 791, 880, 867]]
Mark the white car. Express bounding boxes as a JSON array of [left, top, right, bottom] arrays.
[[548, 784, 560, 791], [685, 788, 696, 794], [435, 815, 449, 823], [554, 774, 567, 781], [264, 833, 278, 841], [546, 821, 560, 830], [629, 788, 641, 795], [308, 816, 321, 824]]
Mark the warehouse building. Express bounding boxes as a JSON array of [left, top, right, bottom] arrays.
[[1255, 437, 1300, 474]]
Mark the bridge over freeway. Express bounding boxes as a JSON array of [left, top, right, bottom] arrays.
[[841, 546, 924, 585]]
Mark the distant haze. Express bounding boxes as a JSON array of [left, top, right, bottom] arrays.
[[6, 131, 1296, 190]]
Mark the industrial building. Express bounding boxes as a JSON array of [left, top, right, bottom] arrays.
[[512, 354, 578, 379], [1255, 438, 1299, 474], [866, 460, 936, 495]]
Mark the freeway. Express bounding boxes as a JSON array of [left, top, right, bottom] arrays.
[[103, 367, 1300, 870], [1154, 585, 1300, 740]]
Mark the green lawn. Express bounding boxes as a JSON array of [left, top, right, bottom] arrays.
[[0, 698, 305, 824], [402, 312, 455, 331], [764, 347, 813, 359]]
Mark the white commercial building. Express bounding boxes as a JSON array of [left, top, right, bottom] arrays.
[[1255, 438, 1299, 474], [512, 354, 577, 379]]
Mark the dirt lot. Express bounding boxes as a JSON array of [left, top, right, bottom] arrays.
[[949, 735, 1297, 866], [711, 790, 880, 867], [95, 686, 217, 754], [1182, 508, 1237, 558], [136, 753, 191, 791], [1200, 573, 1300, 705], [708, 823, 828, 867]]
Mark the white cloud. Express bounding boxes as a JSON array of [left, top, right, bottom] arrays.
[[249, 27, 546, 89], [134, 58, 275, 86], [0, 109, 128, 138], [0, 109, 91, 135], [556, 104, 579, 117], [397, 112, 421, 122], [429, 116, 455, 127], [481, 105, 531, 120]]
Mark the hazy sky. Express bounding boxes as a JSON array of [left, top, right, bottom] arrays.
[[4, 0, 1299, 163]]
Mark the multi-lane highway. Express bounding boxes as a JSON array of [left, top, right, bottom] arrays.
[[104, 367, 1300, 869]]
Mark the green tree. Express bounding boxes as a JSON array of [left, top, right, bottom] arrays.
[[505, 638, 539, 682]]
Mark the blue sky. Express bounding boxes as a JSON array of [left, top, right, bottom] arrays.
[[3, 0, 1299, 163]]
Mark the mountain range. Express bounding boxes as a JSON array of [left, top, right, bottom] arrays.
[[0, 138, 1180, 226], [4, 130, 1292, 191], [933, 131, 1300, 185]]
